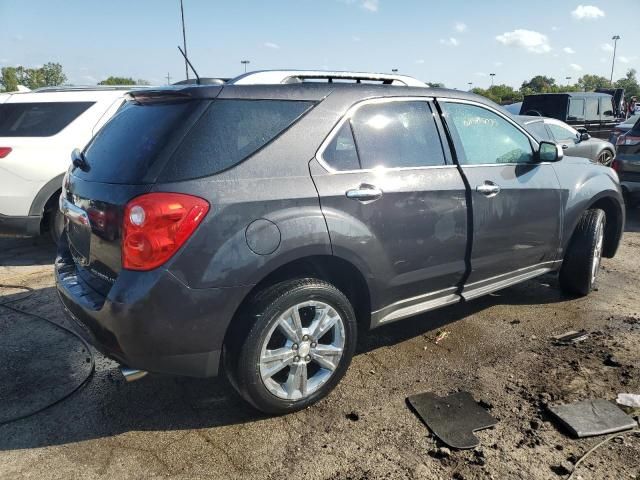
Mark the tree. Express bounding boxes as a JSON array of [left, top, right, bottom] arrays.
[[472, 84, 522, 105], [0, 67, 19, 92], [615, 69, 640, 101], [98, 76, 149, 86], [577, 74, 611, 91], [0, 63, 66, 91], [521, 75, 557, 93], [40, 62, 67, 87]]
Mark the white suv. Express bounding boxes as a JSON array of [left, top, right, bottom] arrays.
[[0, 86, 146, 241]]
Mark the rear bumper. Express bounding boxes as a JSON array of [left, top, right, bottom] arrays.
[[55, 239, 252, 378], [0, 213, 41, 236]]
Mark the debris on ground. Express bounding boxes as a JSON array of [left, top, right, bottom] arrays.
[[603, 353, 622, 367], [407, 391, 498, 449], [553, 330, 589, 345], [345, 411, 360, 422], [434, 330, 450, 344], [550, 459, 574, 476], [547, 399, 638, 438], [616, 393, 640, 416]]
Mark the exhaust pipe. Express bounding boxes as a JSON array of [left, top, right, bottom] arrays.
[[120, 367, 148, 382]]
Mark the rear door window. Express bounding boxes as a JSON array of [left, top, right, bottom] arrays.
[[585, 98, 599, 121], [0, 102, 94, 137], [322, 123, 360, 171], [568, 99, 585, 120], [547, 123, 578, 142], [159, 99, 314, 181]]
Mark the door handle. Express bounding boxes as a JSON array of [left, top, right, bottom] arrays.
[[346, 185, 383, 202], [476, 183, 501, 197]]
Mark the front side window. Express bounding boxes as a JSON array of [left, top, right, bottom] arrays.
[[0, 102, 94, 137], [525, 121, 552, 142], [349, 101, 446, 169], [441, 102, 534, 165], [568, 99, 585, 120], [547, 123, 578, 142]]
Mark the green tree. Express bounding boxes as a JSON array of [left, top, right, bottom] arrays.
[[521, 75, 557, 93], [615, 69, 640, 101], [39, 62, 67, 87], [98, 76, 149, 86], [472, 85, 522, 105], [1, 63, 67, 91], [577, 74, 611, 91], [0, 67, 19, 92]]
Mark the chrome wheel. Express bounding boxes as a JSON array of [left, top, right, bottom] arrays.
[[259, 301, 345, 400], [598, 150, 614, 167], [591, 217, 605, 284]]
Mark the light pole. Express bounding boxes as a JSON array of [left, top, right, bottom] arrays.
[[468, 82, 473, 90], [180, 0, 188, 81], [489, 73, 496, 87], [610, 35, 621, 84], [391, 68, 398, 73], [565, 76, 572, 86], [241, 60, 250, 73]]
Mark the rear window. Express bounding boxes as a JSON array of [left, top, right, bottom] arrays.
[[0, 102, 94, 137], [158, 99, 314, 181], [521, 96, 567, 119], [79, 100, 202, 184]]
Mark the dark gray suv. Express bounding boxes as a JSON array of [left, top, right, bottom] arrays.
[[56, 71, 625, 414]]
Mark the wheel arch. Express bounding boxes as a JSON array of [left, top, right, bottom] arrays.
[[28, 173, 64, 233]]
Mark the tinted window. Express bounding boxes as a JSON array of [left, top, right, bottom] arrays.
[[350, 101, 445, 169], [568, 99, 585, 120], [600, 98, 614, 120], [160, 99, 313, 181], [525, 121, 552, 141], [0, 102, 93, 137], [547, 123, 577, 141], [521, 96, 567, 119], [585, 98, 599, 121], [442, 103, 533, 165], [322, 122, 360, 171], [80, 100, 201, 184]]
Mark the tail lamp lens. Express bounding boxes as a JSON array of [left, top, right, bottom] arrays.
[[0, 147, 12, 158], [122, 193, 210, 271], [617, 135, 640, 146]]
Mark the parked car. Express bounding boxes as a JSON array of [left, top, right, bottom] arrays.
[[609, 114, 640, 145], [519, 115, 616, 166], [56, 70, 625, 414], [612, 117, 640, 206], [0, 86, 150, 242], [520, 92, 620, 140]]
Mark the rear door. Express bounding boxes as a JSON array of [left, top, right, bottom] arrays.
[[310, 98, 468, 323], [439, 100, 562, 299]]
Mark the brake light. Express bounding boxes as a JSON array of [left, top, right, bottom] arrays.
[[0, 147, 12, 158], [617, 135, 640, 146], [122, 193, 210, 271]]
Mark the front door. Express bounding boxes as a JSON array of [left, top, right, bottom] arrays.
[[439, 100, 563, 299], [310, 98, 468, 322], [545, 120, 594, 159]]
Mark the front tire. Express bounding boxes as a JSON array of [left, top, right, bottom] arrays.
[[559, 209, 606, 296], [225, 278, 357, 414]]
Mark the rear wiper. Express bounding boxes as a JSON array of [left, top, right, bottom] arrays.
[[71, 148, 89, 172]]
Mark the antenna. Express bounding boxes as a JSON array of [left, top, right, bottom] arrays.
[[177, 45, 200, 85]]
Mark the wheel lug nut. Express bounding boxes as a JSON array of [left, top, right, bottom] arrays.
[[311, 342, 317, 348], [292, 344, 298, 350], [302, 335, 309, 341], [305, 355, 311, 362], [294, 356, 300, 362]]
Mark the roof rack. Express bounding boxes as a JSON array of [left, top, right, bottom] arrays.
[[33, 85, 156, 93], [228, 70, 426, 87]]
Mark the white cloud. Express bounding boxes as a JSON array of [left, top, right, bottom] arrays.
[[415, 59, 425, 64], [440, 37, 459, 47], [264, 42, 280, 49], [352, 35, 361, 42], [619, 56, 637, 64], [569, 63, 583, 72], [551, 26, 560, 31], [496, 29, 551, 54], [601, 43, 614, 52], [361, 0, 378, 12], [494, 61, 503, 67], [454, 22, 467, 33], [563, 47, 576, 54], [571, 5, 605, 20]]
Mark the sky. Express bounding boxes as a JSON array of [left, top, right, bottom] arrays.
[[1, 0, 638, 90]]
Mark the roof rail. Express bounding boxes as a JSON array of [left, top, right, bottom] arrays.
[[228, 70, 426, 87], [33, 85, 156, 93]]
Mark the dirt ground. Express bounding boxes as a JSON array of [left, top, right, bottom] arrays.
[[1, 208, 639, 480]]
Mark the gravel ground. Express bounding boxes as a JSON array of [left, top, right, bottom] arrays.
[[0, 207, 639, 480]]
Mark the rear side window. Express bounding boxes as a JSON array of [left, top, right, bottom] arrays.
[[323, 123, 360, 171], [80, 100, 201, 184], [0, 102, 93, 137], [585, 98, 599, 121], [159, 99, 314, 181], [525, 121, 552, 141], [568, 99, 585, 120]]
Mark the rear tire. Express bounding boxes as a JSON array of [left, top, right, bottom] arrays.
[[48, 206, 64, 245], [597, 149, 614, 167], [225, 278, 357, 414], [559, 209, 606, 296]]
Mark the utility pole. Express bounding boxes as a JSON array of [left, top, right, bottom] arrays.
[[565, 76, 572, 86], [391, 68, 398, 73], [241, 60, 250, 73], [610, 35, 621, 84], [468, 82, 473, 90], [166, 72, 172, 85], [489, 73, 496, 87], [180, 0, 189, 81]]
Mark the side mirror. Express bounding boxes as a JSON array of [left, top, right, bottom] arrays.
[[538, 141, 563, 163], [580, 132, 591, 141]]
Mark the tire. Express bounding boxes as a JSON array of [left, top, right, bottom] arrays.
[[48, 206, 64, 245], [225, 278, 357, 414], [559, 209, 606, 296], [597, 149, 614, 167]]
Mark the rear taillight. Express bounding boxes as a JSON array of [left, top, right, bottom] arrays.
[[617, 135, 640, 146], [122, 192, 210, 271], [0, 147, 12, 158], [611, 159, 622, 173]]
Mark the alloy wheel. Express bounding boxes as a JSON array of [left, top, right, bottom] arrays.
[[591, 217, 605, 284], [598, 150, 614, 167], [259, 301, 345, 400]]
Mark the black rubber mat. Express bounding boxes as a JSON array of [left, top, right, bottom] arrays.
[[548, 399, 638, 438], [407, 391, 498, 449], [0, 302, 93, 424]]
